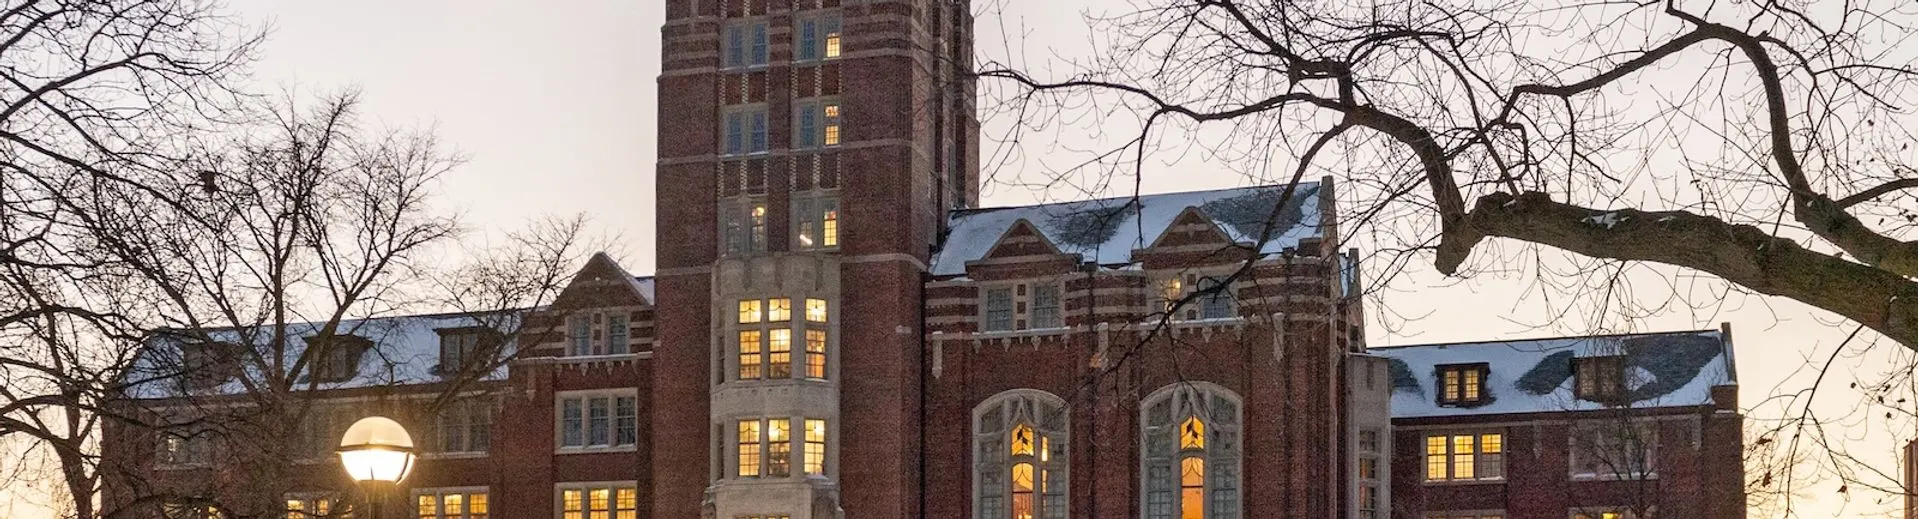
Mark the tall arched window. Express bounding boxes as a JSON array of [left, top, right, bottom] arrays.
[[1142, 383, 1241, 519], [974, 390, 1068, 519]]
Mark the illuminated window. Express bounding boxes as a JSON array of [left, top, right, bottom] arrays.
[[738, 330, 763, 380], [795, 14, 842, 62], [795, 101, 842, 149], [805, 329, 827, 379], [160, 502, 224, 519], [805, 419, 827, 474], [1158, 274, 1234, 320], [1575, 355, 1627, 401], [1570, 421, 1655, 479], [414, 488, 488, 518], [768, 329, 792, 379], [1424, 432, 1503, 482], [1142, 383, 1240, 519], [738, 420, 762, 477], [739, 300, 763, 324], [768, 419, 792, 477], [806, 299, 828, 322], [558, 485, 637, 519], [976, 390, 1069, 519], [1572, 510, 1640, 519], [721, 198, 769, 255], [559, 392, 638, 450], [794, 197, 840, 249], [283, 494, 342, 519], [768, 298, 791, 322], [1357, 429, 1383, 519], [1159, 277, 1183, 315], [823, 104, 841, 146], [1436, 363, 1489, 406]]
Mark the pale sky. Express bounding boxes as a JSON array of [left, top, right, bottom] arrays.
[[2, 1, 1906, 517]]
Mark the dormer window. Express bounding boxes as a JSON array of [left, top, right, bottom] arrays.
[[1157, 274, 1236, 320], [306, 335, 371, 384], [177, 342, 240, 391], [1575, 355, 1627, 402], [437, 328, 498, 376], [1436, 363, 1489, 406]]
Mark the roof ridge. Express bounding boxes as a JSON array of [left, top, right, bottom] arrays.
[[952, 182, 1322, 217], [1367, 328, 1723, 350]]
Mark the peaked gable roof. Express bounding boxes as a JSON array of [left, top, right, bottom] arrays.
[[932, 183, 1324, 276], [1374, 329, 1735, 419]]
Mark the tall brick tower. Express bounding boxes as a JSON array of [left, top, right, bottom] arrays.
[[654, 1, 976, 518]]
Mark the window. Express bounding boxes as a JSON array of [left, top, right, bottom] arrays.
[[976, 390, 1068, 519], [768, 330, 792, 379], [722, 199, 769, 255], [307, 335, 369, 383], [722, 107, 770, 156], [156, 430, 212, 468], [607, 314, 630, 354], [737, 419, 762, 477], [806, 298, 828, 323], [558, 392, 639, 450], [416, 488, 489, 519], [794, 196, 840, 249], [805, 329, 827, 379], [738, 330, 763, 380], [438, 330, 488, 375], [177, 342, 239, 391], [569, 315, 592, 356], [432, 398, 493, 454], [1571, 509, 1642, 519], [1195, 277, 1234, 319], [983, 288, 1013, 332], [723, 21, 768, 68], [1142, 383, 1239, 519], [794, 14, 842, 61], [1436, 363, 1490, 406], [1357, 428, 1383, 519], [1575, 355, 1627, 401], [768, 298, 791, 322], [1159, 277, 1183, 315], [298, 405, 355, 460], [1424, 432, 1503, 482], [283, 494, 343, 518], [1030, 285, 1062, 329], [794, 101, 843, 149], [804, 419, 827, 474], [767, 418, 792, 477], [161, 501, 225, 519], [557, 484, 638, 519], [739, 300, 764, 324], [1570, 421, 1655, 479], [1158, 274, 1236, 320]]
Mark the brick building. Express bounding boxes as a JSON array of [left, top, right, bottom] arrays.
[[98, 1, 1745, 518], [1376, 328, 1746, 519]]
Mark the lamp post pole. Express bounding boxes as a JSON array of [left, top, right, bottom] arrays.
[[338, 416, 417, 519]]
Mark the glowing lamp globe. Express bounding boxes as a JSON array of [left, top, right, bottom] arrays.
[[337, 416, 416, 483]]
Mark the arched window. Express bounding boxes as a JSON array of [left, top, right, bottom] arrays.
[[974, 390, 1068, 519], [1142, 383, 1241, 519]]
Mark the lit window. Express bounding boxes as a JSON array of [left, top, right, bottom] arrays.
[[794, 197, 840, 249], [1575, 355, 1627, 402], [558, 485, 637, 519], [795, 14, 842, 62], [1357, 427, 1383, 519], [823, 104, 841, 146], [1423, 432, 1503, 482], [160, 502, 224, 519], [283, 494, 342, 519], [768, 418, 792, 477], [1143, 383, 1239, 519], [559, 392, 638, 450], [983, 288, 1013, 332], [1570, 421, 1655, 479], [1159, 277, 1183, 315], [806, 299, 828, 322], [722, 199, 769, 255], [1572, 510, 1640, 519], [976, 391, 1069, 519], [739, 299, 763, 324], [738, 330, 763, 380], [768, 298, 791, 322], [795, 101, 843, 149], [1030, 284, 1062, 329], [805, 329, 827, 379], [415, 489, 489, 519], [824, 17, 841, 58], [738, 419, 762, 477], [1436, 363, 1489, 406], [805, 419, 827, 474], [768, 330, 792, 379]]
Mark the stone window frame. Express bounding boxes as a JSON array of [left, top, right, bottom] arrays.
[[729, 296, 832, 382], [721, 18, 769, 70], [719, 196, 770, 257], [1140, 382, 1242, 519], [978, 280, 1066, 333], [720, 103, 771, 157], [1568, 419, 1658, 481], [1422, 430, 1505, 483], [282, 492, 344, 519], [554, 481, 639, 519], [1153, 270, 1239, 322], [792, 10, 843, 63], [973, 389, 1069, 519], [413, 486, 490, 519], [1356, 427, 1385, 519], [792, 97, 843, 150], [791, 192, 840, 250], [731, 415, 831, 479], [565, 310, 635, 357]]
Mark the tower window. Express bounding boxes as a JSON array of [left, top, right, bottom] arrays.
[[794, 196, 840, 249], [795, 101, 842, 149], [723, 21, 768, 69], [795, 14, 842, 62], [722, 106, 769, 156], [721, 198, 769, 256]]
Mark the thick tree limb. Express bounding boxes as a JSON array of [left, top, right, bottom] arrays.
[[1441, 191, 1918, 347]]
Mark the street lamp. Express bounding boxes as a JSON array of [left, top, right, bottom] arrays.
[[338, 416, 417, 519]]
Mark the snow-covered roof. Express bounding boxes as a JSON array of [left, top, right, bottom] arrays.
[[630, 276, 655, 303], [1374, 330, 1734, 419], [931, 183, 1325, 276], [126, 312, 520, 399]]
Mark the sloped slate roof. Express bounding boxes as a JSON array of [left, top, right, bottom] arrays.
[[1374, 330, 1734, 418], [931, 183, 1324, 276], [125, 312, 520, 399]]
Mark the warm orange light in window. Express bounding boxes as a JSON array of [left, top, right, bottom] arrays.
[[769, 298, 791, 321], [1180, 416, 1205, 450], [806, 298, 828, 322], [821, 209, 838, 246], [738, 299, 762, 324], [825, 32, 840, 58], [1180, 457, 1205, 519], [1011, 424, 1035, 457]]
